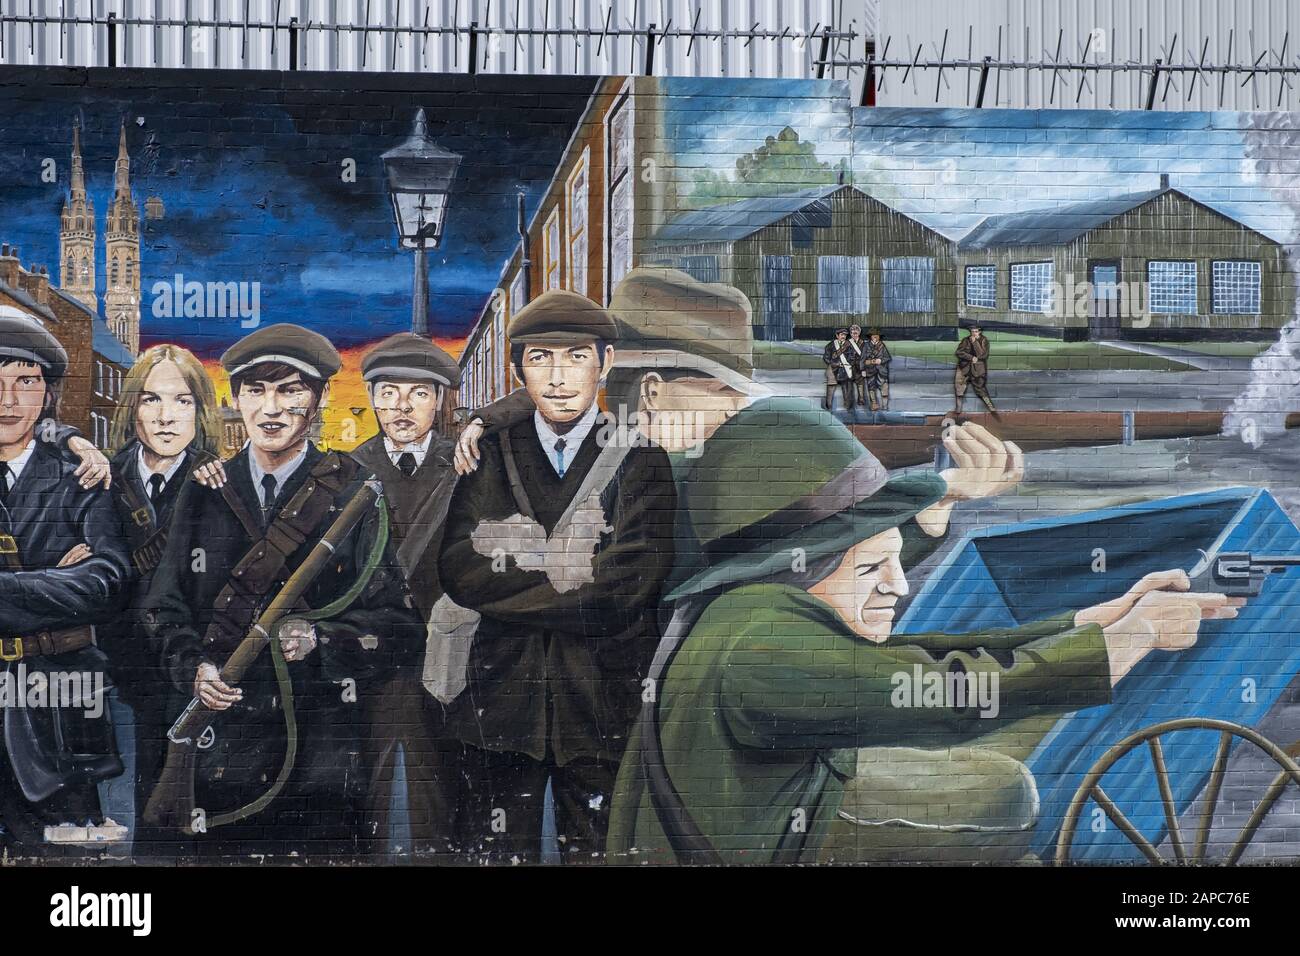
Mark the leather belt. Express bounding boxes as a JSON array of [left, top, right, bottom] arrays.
[[0, 625, 95, 662]]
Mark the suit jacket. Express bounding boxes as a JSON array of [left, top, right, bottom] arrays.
[[144, 443, 422, 807], [106, 441, 194, 700], [438, 412, 677, 765], [0, 439, 133, 797], [956, 335, 990, 376], [349, 431, 458, 623]]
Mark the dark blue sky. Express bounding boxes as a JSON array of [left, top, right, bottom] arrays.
[[0, 72, 598, 355]]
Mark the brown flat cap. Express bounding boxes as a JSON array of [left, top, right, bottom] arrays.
[[608, 267, 755, 385], [508, 290, 618, 346], [0, 306, 68, 381], [362, 332, 461, 388], [221, 323, 341, 381]]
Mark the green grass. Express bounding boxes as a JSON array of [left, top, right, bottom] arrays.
[[788, 332, 1194, 372], [753, 340, 825, 370]]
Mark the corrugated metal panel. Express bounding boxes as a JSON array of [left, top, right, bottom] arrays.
[[875, 0, 1300, 110], [0, 0, 853, 77]]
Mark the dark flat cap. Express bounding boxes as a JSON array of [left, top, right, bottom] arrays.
[[0, 306, 68, 380], [508, 290, 618, 345], [362, 333, 461, 389], [220, 323, 341, 381]]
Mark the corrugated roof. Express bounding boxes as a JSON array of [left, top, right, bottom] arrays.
[[651, 184, 847, 243], [959, 188, 1167, 249]]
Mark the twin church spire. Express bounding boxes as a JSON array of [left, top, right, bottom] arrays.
[[59, 121, 140, 357]]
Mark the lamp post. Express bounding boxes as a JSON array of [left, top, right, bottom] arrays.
[[381, 108, 462, 336]]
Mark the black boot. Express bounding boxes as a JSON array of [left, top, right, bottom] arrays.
[[823, 386, 836, 411]]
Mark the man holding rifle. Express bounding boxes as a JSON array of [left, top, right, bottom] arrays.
[[143, 324, 421, 859]]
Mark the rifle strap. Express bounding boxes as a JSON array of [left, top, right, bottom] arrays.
[[208, 491, 391, 830], [497, 430, 537, 520], [204, 452, 359, 651], [641, 598, 724, 865]]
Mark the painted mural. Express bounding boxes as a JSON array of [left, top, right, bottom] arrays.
[[0, 67, 1297, 866]]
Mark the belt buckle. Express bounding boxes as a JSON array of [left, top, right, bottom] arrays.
[[0, 534, 17, 555], [131, 506, 150, 526], [0, 637, 23, 662]]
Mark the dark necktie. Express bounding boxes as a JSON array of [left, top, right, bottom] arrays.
[[397, 452, 417, 477], [0, 461, 9, 504], [260, 474, 278, 522], [553, 438, 568, 478], [148, 474, 165, 501]]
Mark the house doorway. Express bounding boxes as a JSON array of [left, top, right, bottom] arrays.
[[1088, 260, 1122, 339], [761, 255, 793, 341]]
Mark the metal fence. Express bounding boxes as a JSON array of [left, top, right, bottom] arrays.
[[0, 0, 861, 77]]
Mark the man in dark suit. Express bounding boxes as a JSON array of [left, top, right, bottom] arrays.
[[438, 290, 677, 863], [144, 323, 421, 860], [0, 309, 132, 855], [348, 333, 462, 858]]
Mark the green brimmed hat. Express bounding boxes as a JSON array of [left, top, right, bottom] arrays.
[[668, 397, 946, 601]]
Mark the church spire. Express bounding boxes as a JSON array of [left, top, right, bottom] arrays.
[[71, 122, 86, 197], [114, 121, 130, 194]]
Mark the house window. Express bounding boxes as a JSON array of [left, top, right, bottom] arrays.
[[792, 224, 813, 249], [510, 271, 526, 315], [493, 301, 507, 397], [1148, 260, 1198, 314], [818, 256, 870, 313], [965, 265, 996, 309], [882, 257, 935, 313], [605, 91, 633, 301], [1212, 260, 1261, 314], [544, 208, 562, 291], [680, 255, 720, 284], [1010, 261, 1054, 314], [566, 150, 590, 298]]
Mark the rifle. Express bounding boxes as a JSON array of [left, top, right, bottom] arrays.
[[1188, 551, 1300, 598], [142, 479, 384, 833]]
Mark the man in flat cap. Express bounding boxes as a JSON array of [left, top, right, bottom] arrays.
[[822, 327, 855, 412], [144, 323, 421, 860], [0, 308, 133, 856], [954, 322, 996, 414], [456, 268, 766, 593], [349, 332, 462, 858], [437, 289, 676, 863]]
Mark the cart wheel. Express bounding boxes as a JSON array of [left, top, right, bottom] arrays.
[[1055, 718, 1300, 866]]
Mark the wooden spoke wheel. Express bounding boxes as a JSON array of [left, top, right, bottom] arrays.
[[1055, 718, 1300, 866]]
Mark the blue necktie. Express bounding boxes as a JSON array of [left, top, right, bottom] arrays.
[[554, 438, 567, 478]]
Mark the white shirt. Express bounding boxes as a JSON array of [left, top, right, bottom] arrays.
[[534, 404, 599, 477], [383, 431, 433, 469], [0, 440, 36, 492], [137, 445, 188, 495], [248, 443, 309, 508]]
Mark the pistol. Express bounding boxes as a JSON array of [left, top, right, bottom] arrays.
[[1187, 551, 1300, 598]]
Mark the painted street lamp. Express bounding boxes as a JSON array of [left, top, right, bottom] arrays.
[[382, 108, 462, 336]]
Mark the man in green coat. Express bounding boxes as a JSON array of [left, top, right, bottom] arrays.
[[605, 398, 1241, 864]]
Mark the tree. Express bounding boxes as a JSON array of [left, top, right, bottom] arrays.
[[686, 126, 852, 207]]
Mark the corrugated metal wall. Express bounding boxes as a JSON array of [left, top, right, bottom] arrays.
[[875, 0, 1300, 110], [0, 0, 869, 77]]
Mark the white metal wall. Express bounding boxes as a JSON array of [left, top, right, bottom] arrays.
[[0, 0, 871, 77], [875, 0, 1300, 111]]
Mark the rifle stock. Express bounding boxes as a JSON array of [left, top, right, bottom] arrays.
[[142, 479, 382, 832]]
